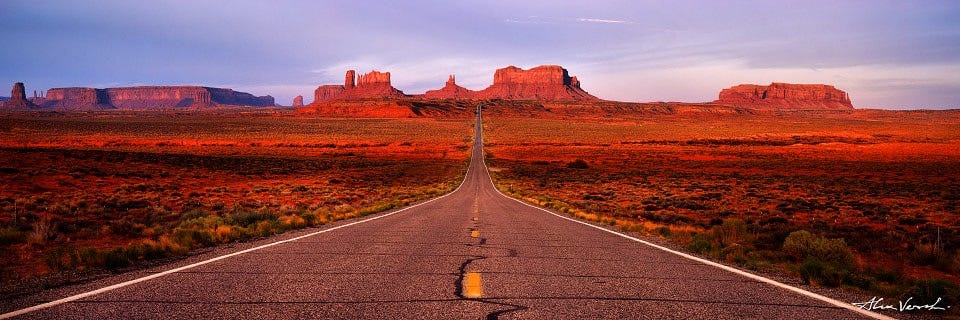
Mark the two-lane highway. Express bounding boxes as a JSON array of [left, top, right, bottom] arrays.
[[3, 106, 888, 319]]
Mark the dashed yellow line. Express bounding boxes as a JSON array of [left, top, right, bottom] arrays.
[[472, 216, 479, 221], [463, 272, 483, 298], [470, 230, 479, 238]]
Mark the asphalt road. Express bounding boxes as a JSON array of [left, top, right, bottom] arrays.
[[3, 107, 887, 319]]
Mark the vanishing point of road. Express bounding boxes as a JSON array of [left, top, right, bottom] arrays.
[[2, 106, 888, 319]]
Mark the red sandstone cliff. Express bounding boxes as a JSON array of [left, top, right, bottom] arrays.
[[2, 82, 36, 109], [40, 86, 273, 110], [423, 75, 476, 99], [311, 70, 407, 104], [715, 83, 853, 110], [473, 65, 599, 101], [308, 65, 599, 104], [292, 95, 304, 107], [43, 87, 113, 110]]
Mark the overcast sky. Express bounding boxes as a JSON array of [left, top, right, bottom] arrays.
[[2, 0, 958, 109]]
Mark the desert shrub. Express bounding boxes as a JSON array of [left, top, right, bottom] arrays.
[[566, 159, 589, 169], [797, 257, 848, 287], [43, 246, 78, 271], [712, 219, 750, 246], [102, 247, 135, 270], [783, 230, 855, 268], [137, 240, 168, 260], [110, 218, 146, 238], [783, 230, 856, 286], [227, 208, 277, 227], [181, 207, 213, 221], [172, 228, 215, 248], [903, 278, 959, 308], [28, 216, 57, 244], [0, 227, 27, 245], [656, 226, 672, 237], [688, 234, 713, 254], [909, 243, 958, 273], [357, 202, 395, 216], [278, 215, 307, 230]]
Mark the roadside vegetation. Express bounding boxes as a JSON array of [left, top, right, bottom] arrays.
[[485, 112, 960, 314], [0, 112, 472, 297]]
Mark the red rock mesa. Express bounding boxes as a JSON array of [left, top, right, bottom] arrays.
[[311, 70, 407, 104], [39, 86, 274, 110], [715, 83, 853, 110], [292, 95, 304, 107], [473, 65, 598, 101], [311, 65, 599, 103]]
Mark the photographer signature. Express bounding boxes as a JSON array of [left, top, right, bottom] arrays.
[[853, 296, 949, 312]]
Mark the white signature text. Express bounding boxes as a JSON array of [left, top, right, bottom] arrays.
[[853, 296, 949, 312]]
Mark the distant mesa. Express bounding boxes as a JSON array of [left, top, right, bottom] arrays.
[[307, 65, 599, 105], [422, 75, 474, 100], [715, 83, 853, 110], [2, 82, 36, 110], [311, 70, 407, 104], [472, 65, 598, 101], [34, 86, 274, 110], [292, 95, 304, 107]]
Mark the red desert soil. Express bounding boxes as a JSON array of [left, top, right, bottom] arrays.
[[0, 110, 473, 296], [483, 109, 960, 304]]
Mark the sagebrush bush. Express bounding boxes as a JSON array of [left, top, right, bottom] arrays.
[[712, 219, 750, 246], [566, 159, 589, 169], [0, 227, 26, 245], [904, 278, 959, 307], [783, 230, 855, 268], [783, 230, 856, 286]]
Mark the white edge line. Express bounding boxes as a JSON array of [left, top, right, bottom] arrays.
[[476, 113, 894, 320], [1, 130, 478, 319]]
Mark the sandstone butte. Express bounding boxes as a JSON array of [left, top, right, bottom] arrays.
[[292, 95, 304, 107], [2, 82, 36, 110], [310, 65, 600, 105], [715, 82, 854, 110], [312, 70, 407, 104], [18, 86, 274, 110], [422, 75, 475, 100], [472, 65, 598, 101]]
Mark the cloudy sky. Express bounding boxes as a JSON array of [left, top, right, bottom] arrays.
[[2, 0, 958, 109]]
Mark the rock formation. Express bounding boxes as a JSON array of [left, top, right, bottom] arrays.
[[344, 70, 356, 89], [473, 65, 599, 101], [423, 75, 477, 99], [30, 89, 47, 105], [3, 82, 35, 109], [310, 70, 406, 104], [303, 65, 599, 105], [42, 88, 112, 110], [314, 85, 346, 103], [292, 95, 304, 107], [41, 86, 274, 110], [715, 83, 853, 110]]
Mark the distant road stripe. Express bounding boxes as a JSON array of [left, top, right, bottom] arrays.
[[470, 230, 480, 238], [1, 143, 479, 320], [463, 272, 483, 299]]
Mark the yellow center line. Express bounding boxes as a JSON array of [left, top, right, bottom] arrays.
[[470, 230, 479, 238], [472, 216, 479, 221], [463, 272, 483, 298]]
